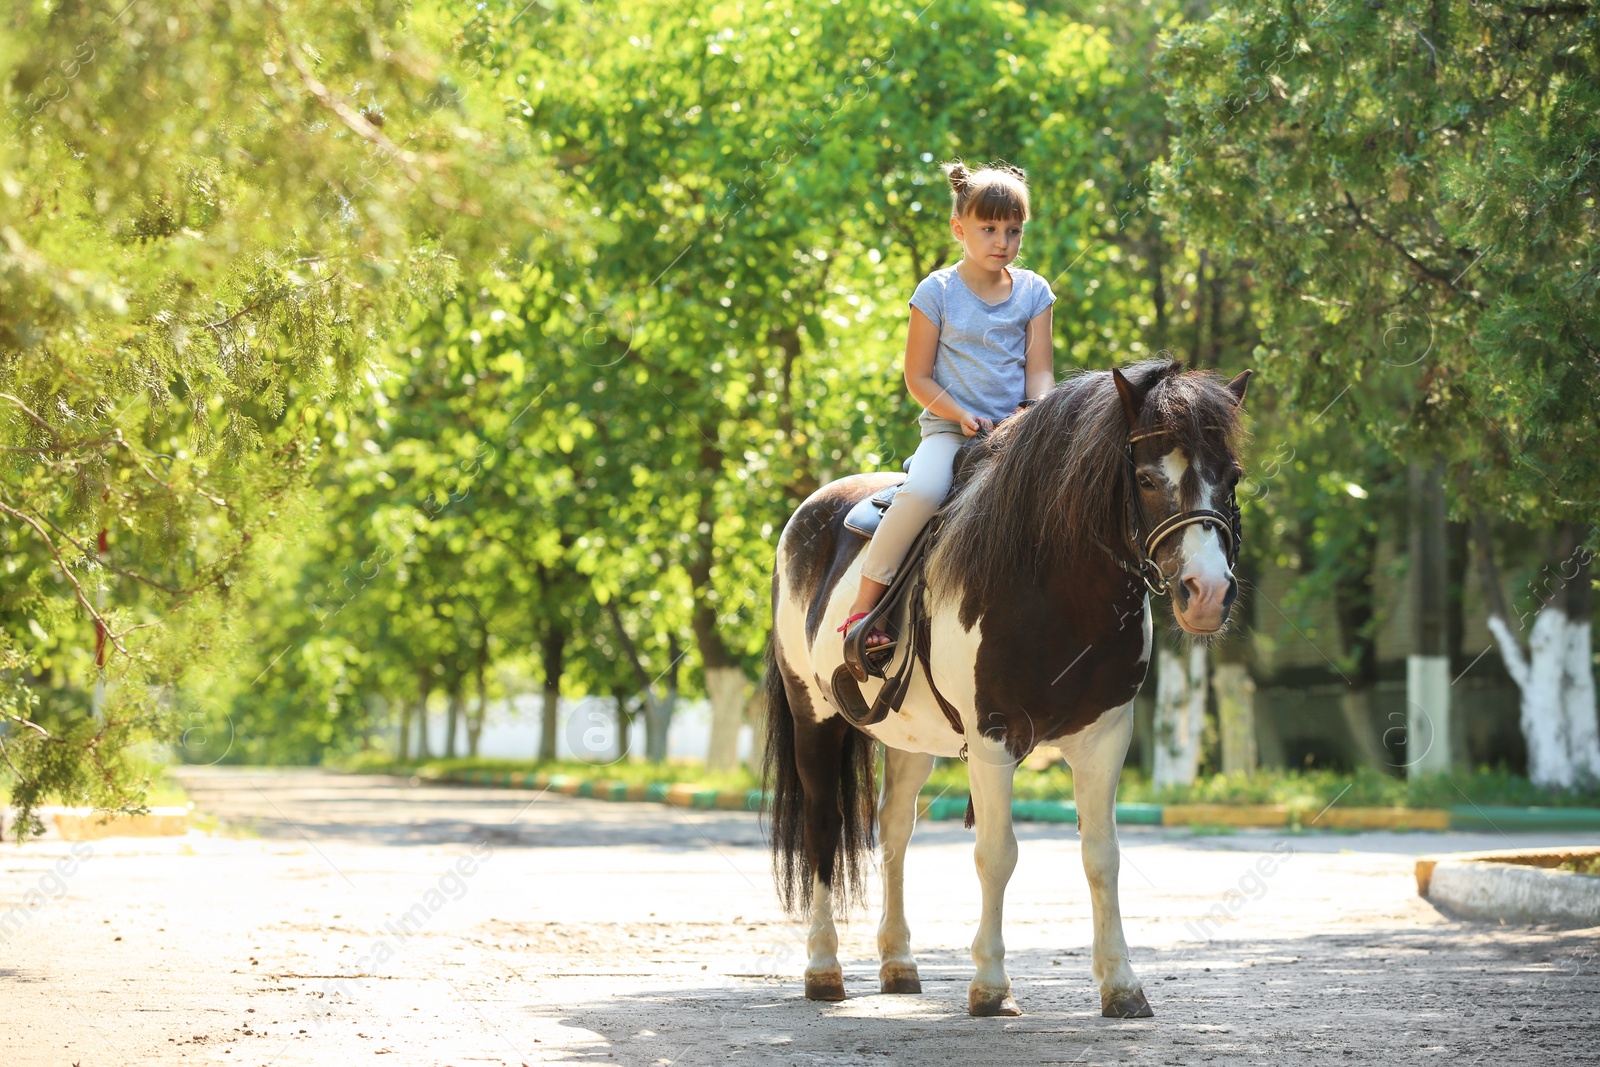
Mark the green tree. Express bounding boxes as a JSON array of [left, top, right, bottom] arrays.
[[1154, 0, 1600, 783], [1, 0, 550, 834]]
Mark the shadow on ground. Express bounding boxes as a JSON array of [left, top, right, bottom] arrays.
[[531, 927, 1599, 1067]]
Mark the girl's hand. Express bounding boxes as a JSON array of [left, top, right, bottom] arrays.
[[960, 413, 993, 437]]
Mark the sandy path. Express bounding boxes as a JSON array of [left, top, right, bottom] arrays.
[[2, 767, 1596, 1066]]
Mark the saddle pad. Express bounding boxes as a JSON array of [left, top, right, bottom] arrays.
[[843, 479, 906, 539]]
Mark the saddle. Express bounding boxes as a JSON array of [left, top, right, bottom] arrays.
[[841, 435, 990, 540], [842, 480, 906, 538], [831, 435, 992, 732]]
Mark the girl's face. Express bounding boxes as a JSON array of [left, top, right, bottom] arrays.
[[951, 210, 1024, 269]]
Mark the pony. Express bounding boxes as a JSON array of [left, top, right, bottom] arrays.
[[762, 359, 1250, 1017]]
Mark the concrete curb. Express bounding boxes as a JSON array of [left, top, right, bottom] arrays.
[[1164, 803, 1289, 827], [422, 770, 1596, 831], [1417, 847, 1600, 926], [1446, 805, 1600, 831], [1315, 806, 1452, 831]]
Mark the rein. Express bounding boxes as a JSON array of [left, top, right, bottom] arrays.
[[1100, 427, 1242, 597]]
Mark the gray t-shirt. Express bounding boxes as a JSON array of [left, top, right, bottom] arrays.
[[909, 265, 1056, 437]]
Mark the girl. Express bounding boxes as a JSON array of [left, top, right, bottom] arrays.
[[841, 161, 1056, 652]]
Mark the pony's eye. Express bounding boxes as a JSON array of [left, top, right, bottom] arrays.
[[1137, 474, 1157, 490]]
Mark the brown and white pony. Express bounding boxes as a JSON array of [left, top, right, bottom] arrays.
[[761, 360, 1250, 1017]]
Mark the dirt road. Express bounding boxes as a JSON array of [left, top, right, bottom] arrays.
[[3, 767, 1597, 1066]]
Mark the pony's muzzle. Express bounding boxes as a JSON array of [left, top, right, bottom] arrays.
[[1176, 568, 1233, 634]]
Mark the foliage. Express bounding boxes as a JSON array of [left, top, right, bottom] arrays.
[[8, 0, 1596, 822], [0, 0, 548, 834], [1154, 0, 1600, 529], [220, 0, 1197, 762]]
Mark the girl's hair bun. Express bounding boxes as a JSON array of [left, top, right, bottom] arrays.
[[941, 159, 1030, 222]]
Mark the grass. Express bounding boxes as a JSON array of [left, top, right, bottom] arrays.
[[1558, 856, 1600, 876], [340, 752, 1600, 811], [341, 752, 765, 792]]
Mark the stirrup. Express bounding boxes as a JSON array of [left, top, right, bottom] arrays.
[[841, 612, 897, 683]]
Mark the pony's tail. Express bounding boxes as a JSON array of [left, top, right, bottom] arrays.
[[760, 634, 877, 916], [761, 635, 808, 914], [831, 717, 878, 913]]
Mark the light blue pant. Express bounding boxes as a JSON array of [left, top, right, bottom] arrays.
[[858, 431, 965, 586]]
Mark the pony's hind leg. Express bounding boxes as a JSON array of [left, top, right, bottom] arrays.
[[805, 872, 844, 1001], [966, 735, 1022, 1017], [878, 748, 934, 994], [793, 714, 862, 1002], [1070, 706, 1152, 1018]]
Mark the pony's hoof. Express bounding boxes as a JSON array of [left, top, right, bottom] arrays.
[[804, 968, 846, 1002], [1101, 988, 1154, 1018], [879, 962, 922, 995], [968, 986, 1022, 1017]]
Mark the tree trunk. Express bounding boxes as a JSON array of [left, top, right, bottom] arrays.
[[467, 624, 489, 758], [1476, 519, 1600, 788], [444, 685, 462, 760], [687, 447, 744, 770], [397, 690, 412, 762], [770, 325, 819, 504], [1331, 505, 1390, 770], [1149, 221, 1168, 353], [1559, 544, 1600, 782], [603, 600, 681, 763], [413, 669, 433, 760], [1189, 251, 1207, 367], [743, 676, 769, 774], [1213, 661, 1257, 775], [1206, 261, 1226, 366], [1211, 554, 1257, 775], [1405, 457, 1452, 775], [1153, 643, 1207, 787], [704, 666, 747, 771], [611, 688, 634, 763], [1338, 688, 1389, 769], [539, 624, 566, 762], [645, 635, 682, 762]]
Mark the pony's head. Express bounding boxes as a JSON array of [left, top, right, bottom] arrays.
[[1112, 362, 1251, 635], [929, 359, 1250, 636]]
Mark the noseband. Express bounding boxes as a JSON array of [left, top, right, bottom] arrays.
[[1106, 428, 1242, 597]]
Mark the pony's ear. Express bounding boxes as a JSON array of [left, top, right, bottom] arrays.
[[1224, 369, 1253, 408], [1111, 367, 1149, 429]]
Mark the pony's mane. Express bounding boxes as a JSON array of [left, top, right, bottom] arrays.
[[927, 360, 1243, 622]]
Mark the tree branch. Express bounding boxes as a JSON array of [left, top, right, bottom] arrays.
[[1341, 192, 1487, 307], [0, 393, 58, 438], [33, 511, 242, 600], [603, 598, 656, 697], [0, 500, 132, 659]]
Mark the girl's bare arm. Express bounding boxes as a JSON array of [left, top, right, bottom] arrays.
[[1024, 306, 1055, 401], [904, 307, 981, 435]]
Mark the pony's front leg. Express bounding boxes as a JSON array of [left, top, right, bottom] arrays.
[[1071, 706, 1153, 1018], [878, 749, 934, 994], [966, 737, 1022, 1016]]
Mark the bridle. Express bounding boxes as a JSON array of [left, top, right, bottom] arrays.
[[1102, 427, 1242, 597]]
